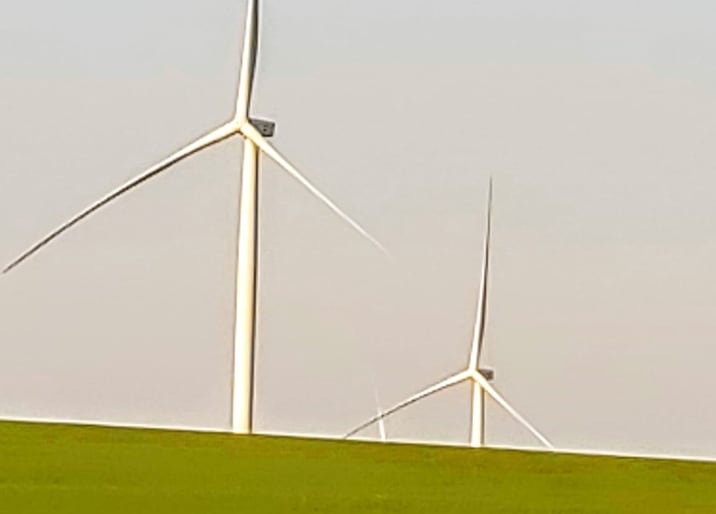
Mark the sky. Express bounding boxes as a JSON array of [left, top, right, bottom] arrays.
[[2, 0, 716, 458]]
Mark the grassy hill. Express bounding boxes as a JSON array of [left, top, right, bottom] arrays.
[[1, 421, 715, 513]]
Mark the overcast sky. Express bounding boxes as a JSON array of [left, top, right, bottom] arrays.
[[2, 0, 716, 458]]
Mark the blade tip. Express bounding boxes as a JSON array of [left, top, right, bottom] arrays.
[[3, 253, 31, 274], [367, 236, 391, 258]]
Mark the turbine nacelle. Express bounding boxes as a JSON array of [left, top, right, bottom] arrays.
[[228, 117, 275, 138], [248, 118, 276, 138], [478, 368, 494, 381]]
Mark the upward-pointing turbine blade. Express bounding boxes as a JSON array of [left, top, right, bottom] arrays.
[[235, 0, 259, 120], [344, 371, 470, 439], [472, 372, 553, 449], [3, 122, 237, 274], [240, 123, 388, 255], [468, 178, 493, 371]]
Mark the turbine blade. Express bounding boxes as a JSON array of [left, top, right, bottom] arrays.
[[241, 123, 388, 255], [468, 178, 493, 370], [3, 123, 237, 274], [235, 0, 259, 119], [374, 389, 387, 442], [472, 372, 553, 449], [344, 371, 470, 439]]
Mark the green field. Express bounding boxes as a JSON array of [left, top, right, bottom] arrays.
[[1, 421, 715, 513]]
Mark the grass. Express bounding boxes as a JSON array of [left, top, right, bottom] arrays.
[[1, 421, 716, 513]]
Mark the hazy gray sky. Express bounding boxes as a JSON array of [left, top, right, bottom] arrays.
[[2, 0, 716, 458]]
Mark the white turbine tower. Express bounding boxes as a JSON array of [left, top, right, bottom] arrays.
[[3, 0, 386, 436], [345, 180, 552, 449]]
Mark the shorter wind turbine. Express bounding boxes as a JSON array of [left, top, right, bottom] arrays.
[[345, 180, 552, 449]]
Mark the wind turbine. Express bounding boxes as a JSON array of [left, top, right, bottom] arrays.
[[345, 181, 552, 449], [3, 0, 386, 436]]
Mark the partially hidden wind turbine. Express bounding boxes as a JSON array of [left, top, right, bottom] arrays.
[[3, 0, 386, 435], [374, 389, 387, 443], [345, 181, 551, 449]]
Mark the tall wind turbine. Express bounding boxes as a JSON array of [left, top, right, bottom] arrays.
[[345, 181, 551, 449], [3, 0, 386, 436]]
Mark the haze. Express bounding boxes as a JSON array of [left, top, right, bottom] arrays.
[[2, 0, 716, 458]]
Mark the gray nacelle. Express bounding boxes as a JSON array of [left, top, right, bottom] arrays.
[[479, 368, 495, 381], [249, 118, 276, 138]]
